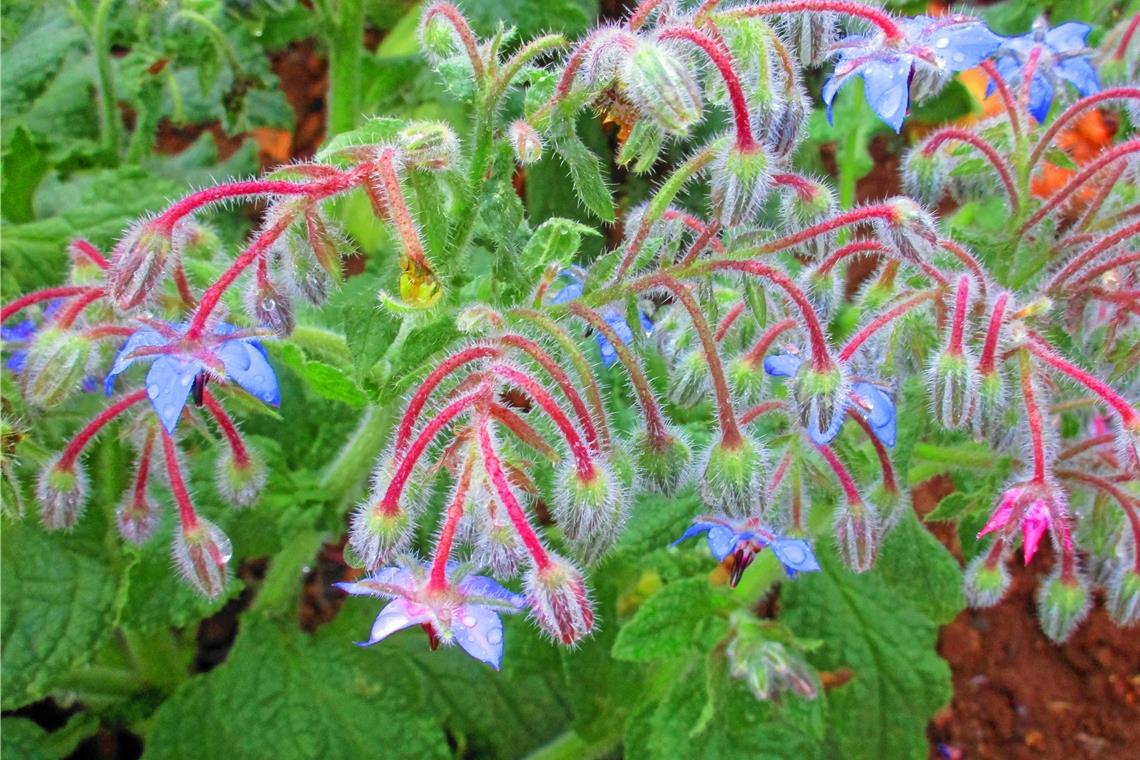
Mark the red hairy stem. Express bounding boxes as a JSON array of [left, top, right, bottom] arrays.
[[977, 292, 1011, 374], [422, 2, 485, 81], [662, 209, 725, 254], [187, 211, 296, 339], [1024, 333, 1137, 426], [740, 400, 789, 425], [678, 219, 724, 266], [938, 239, 986, 296], [376, 148, 431, 271], [757, 204, 896, 254], [161, 429, 199, 530], [982, 537, 1006, 569], [743, 317, 796, 366], [815, 443, 862, 505], [979, 60, 1022, 145], [54, 288, 106, 329], [1046, 220, 1140, 292], [1019, 47, 1042, 116], [816, 240, 886, 275], [491, 364, 597, 479], [657, 26, 756, 151], [58, 390, 148, 470], [490, 403, 559, 462], [70, 240, 109, 270], [133, 426, 156, 506], [849, 411, 897, 494], [772, 173, 819, 202], [202, 390, 250, 467], [394, 344, 501, 457], [1075, 162, 1128, 231], [1071, 251, 1140, 289], [947, 275, 971, 356], [698, 260, 832, 371], [630, 273, 743, 446], [1057, 468, 1140, 573], [499, 333, 600, 453], [509, 308, 611, 449], [83, 324, 135, 340], [768, 448, 793, 497], [477, 419, 552, 570], [1029, 88, 1140, 168], [2, 286, 89, 322], [1057, 434, 1115, 462], [1017, 351, 1049, 483], [923, 128, 1019, 211], [1115, 12, 1140, 59], [838, 289, 938, 363], [1021, 140, 1140, 234], [714, 302, 747, 341], [428, 454, 476, 590], [378, 388, 486, 516], [566, 302, 669, 443], [1089, 288, 1140, 312], [174, 261, 197, 308], [722, 1, 904, 41], [629, 0, 667, 30]]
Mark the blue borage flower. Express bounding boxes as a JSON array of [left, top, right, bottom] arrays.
[[548, 268, 653, 367], [105, 321, 279, 433], [336, 561, 527, 670], [824, 14, 1003, 132], [763, 352, 896, 446], [2, 302, 99, 392], [673, 516, 821, 586], [991, 18, 1099, 124]]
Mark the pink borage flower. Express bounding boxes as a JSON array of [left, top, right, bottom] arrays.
[[978, 482, 1073, 565]]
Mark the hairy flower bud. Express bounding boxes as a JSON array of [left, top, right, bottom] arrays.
[[283, 236, 332, 306], [526, 554, 594, 645], [1036, 569, 1092, 643], [700, 434, 765, 518], [962, 553, 1012, 608], [876, 198, 939, 262], [399, 121, 460, 171], [108, 222, 173, 310], [726, 615, 819, 701], [508, 120, 543, 166], [711, 142, 770, 227], [928, 349, 977, 429], [553, 462, 626, 564], [246, 275, 295, 337], [780, 12, 837, 67], [1106, 567, 1140, 628], [767, 90, 809, 159], [623, 41, 703, 136], [781, 181, 837, 260], [36, 457, 89, 531], [973, 369, 1006, 437], [473, 508, 526, 578], [116, 482, 160, 545], [19, 327, 93, 408], [418, 10, 461, 65], [902, 148, 947, 207], [801, 266, 842, 321], [833, 501, 879, 573], [632, 426, 692, 495], [792, 363, 849, 445], [669, 349, 710, 408], [173, 518, 232, 598], [303, 209, 351, 281], [215, 447, 267, 509], [349, 504, 414, 571], [728, 356, 766, 405]]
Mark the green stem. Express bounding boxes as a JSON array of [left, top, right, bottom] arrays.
[[912, 442, 1000, 469], [320, 404, 395, 509], [448, 107, 495, 264], [523, 729, 620, 760], [290, 324, 353, 367], [326, 0, 365, 136], [92, 0, 120, 162], [122, 628, 189, 689]]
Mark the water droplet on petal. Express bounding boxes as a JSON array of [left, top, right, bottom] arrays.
[[462, 614, 477, 628], [487, 628, 502, 645], [935, 37, 950, 49], [147, 384, 160, 399]]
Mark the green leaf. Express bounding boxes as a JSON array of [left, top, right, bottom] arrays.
[[520, 217, 600, 273], [549, 110, 614, 222], [1, 517, 118, 709], [612, 577, 725, 662], [1, 126, 48, 223], [781, 513, 963, 759], [274, 343, 369, 407], [924, 490, 973, 522], [335, 277, 402, 376], [143, 616, 449, 760], [0, 718, 53, 760]]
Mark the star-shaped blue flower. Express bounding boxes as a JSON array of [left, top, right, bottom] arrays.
[[673, 516, 820, 586], [991, 19, 1099, 123], [105, 321, 279, 433], [336, 562, 527, 670], [824, 14, 1003, 131], [549, 269, 653, 368]]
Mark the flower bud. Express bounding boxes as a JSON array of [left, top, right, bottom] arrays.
[[116, 482, 160, 545], [1106, 567, 1140, 628], [473, 509, 525, 578], [418, 9, 461, 65], [669, 349, 710, 408], [780, 12, 837, 67], [711, 142, 770, 227], [179, 222, 222, 260], [553, 462, 626, 564], [833, 501, 879, 573], [108, 222, 173, 310], [876, 198, 939, 262], [928, 349, 977, 429], [304, 209, 350, 280], [215, 447, 267, 509], [700, 434, 765, 518], [508, 120, 543, 166], [780, 181, 836, 261], [909, 60, 950, 103], [525, 554, 594, 645], [173, 518, 232, 598], [792, 363, 849, 445], [1036, 569, 1092, 643], [962, 553, 1012, 608], [246, 275, 295, 337], [801, 266, 842, 321], [283, 237, 332, 306], [726, 616, 819, 701], [349, 503, 414, 571], [622, 41, 703, 136], [19, 327, 93, 408], [767, 91, 808, 159], [729, 356, 766, 405], [632, 426, 692, 495], [972, 369, 1006, 438], [902, 148, 947, 207], [36, 457, 89, 531], [399, 121, 460, 171]]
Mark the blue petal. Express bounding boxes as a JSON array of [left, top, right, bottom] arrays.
[[144, 356, 199, 433], [105, 327, 168, 394], [806, 397, 847, 445], [454, 605, 506, 670], [925, 20, 1004, 71], [459, 575, 527, 610], [1057, 58, 1099, 97], [1044, 22, 1091, 53], [1, 319, 37, 342], [217, 338, 280, 406], [706, 525, 738, 561], [6, 351, 27, 374], [821, 74, 843, 126], [638, 309, 654, 336], [859, 57, 911, 132], [335, 566, 415, 597], [852, 382, 896, 447], [763, 353, 802, 378], [1027, 73, 1054, 124], [550, 281, 584, 305], [672, 522, 713, 547], [359, 600, 431, 647], [596, 311, 634, 368], [770, 538, 821, 575]]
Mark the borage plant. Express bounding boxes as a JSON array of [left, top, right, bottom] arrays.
[[2, 0, 1137, 756]]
